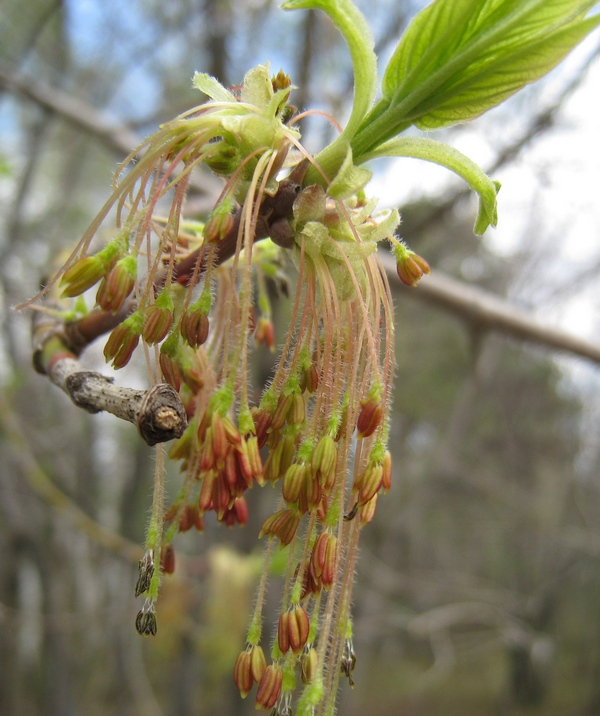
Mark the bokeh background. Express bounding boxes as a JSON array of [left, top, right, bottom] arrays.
[[2, 1, 600, 715]]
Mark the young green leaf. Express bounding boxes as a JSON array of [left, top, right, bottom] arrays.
[[360, 137, 500, 234], [352, 0, 600, 157]]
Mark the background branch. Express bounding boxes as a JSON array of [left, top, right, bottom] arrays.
[[0, 62, 221, 209], [32, 310, 188, 445], [380, 252, 600, 365], [0, 392, 143, 563]]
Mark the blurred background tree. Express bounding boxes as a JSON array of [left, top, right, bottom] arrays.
[[2, 1, 600, 715]]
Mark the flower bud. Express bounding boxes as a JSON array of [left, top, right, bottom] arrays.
[[293, 184, 326, 225], [179, 503, 202, 532], [290, 604, 310, 653], [259, 508, 300, 546], [355, 463, 383, 505], [223, 449, 239, 489], [104, 312, 143, 369], [234, 650, 253, 698], [255, 316, 276, 351], [220, 496, 249, 527], [288, 393, 306, 426], [222, 415, 242, 445], [298, 467, 321, 514], [200, 428, 216, 471], [211, 412, 229, 461], [312, 435, 337, 489], [96, 255, 136, 312], [277, 610, 290, 654], [282, 462, 306, 504], [270, 393, 293, 432], [278, 604, 309, 654], [61, 256, 106, 298], [205, 142, 240, 175], [360, 493, 378, 525], [279, 434, 297, 476], [178, 504, 193, 532], [255, 664, 283, 711], [178, 345, 205, 393], [142, 290, 174, 345], [250, 644, 267, 683], [234, 644, 267, 698], [235, 438, 254, 488], [192, 506, 205, 531], [301, 647, 319, 685], [180, 307, 209, 348], [299, 362, 319, 394], [160, 543, 176, 574], [356, 396, 383, 439], [251, 407, 272, 449], [159, 350, 181, 392], [198, 469, 218, 512], [215, 476, 234, 520], [204, 207, 235, 243], [381, 450, 392, 492], [232, 496, 249, 526], [310, 532, 337, 588], [263, 434, 295, 483], [300, 562, 321, 599], [246, 435, 264, 485], [395, 247, 431, 287]]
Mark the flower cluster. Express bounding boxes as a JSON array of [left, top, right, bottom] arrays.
[[38, 0, 600, 707], [54, 64, 417, 716]]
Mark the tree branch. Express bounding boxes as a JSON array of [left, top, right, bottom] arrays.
[[0, 62, 220, 206], [380, 253, 600, 365], [0, 393, 143, 564], [0, 62, 140, 156], [32, 309, 188, 446]]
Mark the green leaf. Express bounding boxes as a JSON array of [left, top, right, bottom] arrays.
[[417, 17, 599, 129], [360, 137, 500, 234], [352, 0, 600, 155]]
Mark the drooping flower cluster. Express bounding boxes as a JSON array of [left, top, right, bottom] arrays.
[[54, 64, 420, 716]]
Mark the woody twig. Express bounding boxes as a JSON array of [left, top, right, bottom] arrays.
[[32, 309, 187, 446]]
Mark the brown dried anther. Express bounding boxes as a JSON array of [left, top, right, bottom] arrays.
[[135, 552, 155, 597]]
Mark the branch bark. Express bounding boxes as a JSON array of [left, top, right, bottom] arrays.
[[0, 393, 143, 563], [0, 62, 220, 207], [0, 62, 140, 156], [32, 310, 187, 446], [380, 252, 600, 365]]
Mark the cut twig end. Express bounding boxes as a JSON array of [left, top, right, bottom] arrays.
[[137, 383, 188, 446]]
